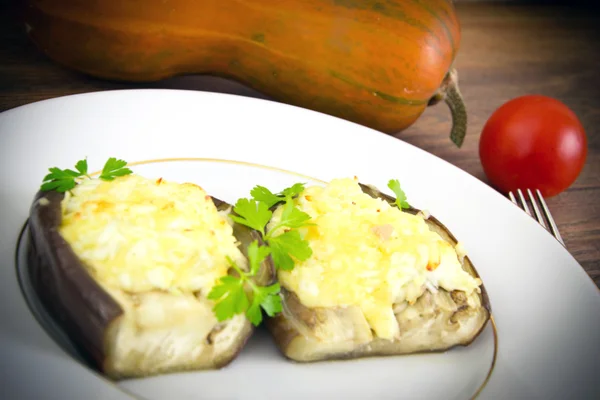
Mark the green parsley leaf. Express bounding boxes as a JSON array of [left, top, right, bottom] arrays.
[[261, 294, 282, 317], [206, 276, 239, 300], [208, 275, 248, 322], [246, 282, 282, 325], [277, 199, 313, 229], [40, 178, 75, 193], [244, 187, 314, 271], [75, 159, 88, 175], [230, 198, 272, 234], [100, 157, 133, 181], [268, 230, 312, 271], [279, 183, 306, 199], [234, 287, 250, 314], [250, 182, 306, 208], [247, 240, 271, 276], [40, 164, 86, 193], [250, 186, 283, 209], [388, 179, 410, 209], [258, 284, 282, 317], [245, 299, 263, 326], [40, 157, 132, 193], [48, 167, 80, 178], [208, 243, 282, 326], [269, 245, 294, 271]]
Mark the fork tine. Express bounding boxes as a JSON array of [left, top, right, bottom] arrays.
[[517, 189, 532, 216], [508, 191, 518, 205], [535, 189, 565, 247], [527, 189, 547, 229]]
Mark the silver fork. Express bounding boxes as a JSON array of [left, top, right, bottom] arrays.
[[508, 189, 565, 247]]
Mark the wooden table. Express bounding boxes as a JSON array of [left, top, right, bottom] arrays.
[[1, 1, 598, 287]]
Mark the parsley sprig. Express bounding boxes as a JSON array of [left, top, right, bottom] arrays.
[[208, 182, 314, 325], [388, 179, 410, 209], [230, 183, 314, 271], [40, 157, 133, 192], [208, 241, 282, 326], [99, 157, 133, 181], [40, 159, 89, 192], [250, 183, 306, 208]]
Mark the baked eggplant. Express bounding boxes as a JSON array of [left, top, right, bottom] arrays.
[[27, 174, 275, 379], [264, 178, 491, 362]]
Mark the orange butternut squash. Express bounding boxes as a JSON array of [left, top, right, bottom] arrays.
[[24, 0, 467, 146]]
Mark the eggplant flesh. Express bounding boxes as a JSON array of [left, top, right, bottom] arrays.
[[27, 190, 274, 379], [265, 183, 491, 363]]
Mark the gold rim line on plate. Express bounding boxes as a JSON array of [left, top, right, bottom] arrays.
[[90, 157, 329, 185], [18, 157, 498, 400], [471, 315, 498, 400]]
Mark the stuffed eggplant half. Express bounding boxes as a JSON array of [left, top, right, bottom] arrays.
[[264, 177, 491, 362], [27, 173, 274, 379]]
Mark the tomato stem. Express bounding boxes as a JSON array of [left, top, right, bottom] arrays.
[[428, 68, 467, 148]]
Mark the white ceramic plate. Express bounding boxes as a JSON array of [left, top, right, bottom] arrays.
[[0, 90, 598, 400]]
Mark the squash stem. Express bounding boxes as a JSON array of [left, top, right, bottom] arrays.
[[428, 68, 467, 148]]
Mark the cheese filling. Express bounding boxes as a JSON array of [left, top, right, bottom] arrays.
[[59, 175, 246, 295], [268, 177, 482, 341]]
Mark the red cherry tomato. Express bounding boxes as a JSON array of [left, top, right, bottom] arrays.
[[479, 95, 587, 198]]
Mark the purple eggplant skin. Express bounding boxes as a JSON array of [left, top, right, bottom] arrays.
[[265, 182, 491, 363], [27, 189, 275, 379]]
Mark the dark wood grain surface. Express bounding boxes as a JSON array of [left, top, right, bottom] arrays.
[[1, 1, 598, 287]]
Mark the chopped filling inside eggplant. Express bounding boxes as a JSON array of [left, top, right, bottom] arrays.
[[267, 177, 482, 341]]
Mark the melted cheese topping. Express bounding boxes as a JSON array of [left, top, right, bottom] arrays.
[[268, 177, 482, 341], [59, 175, 246, 295]]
